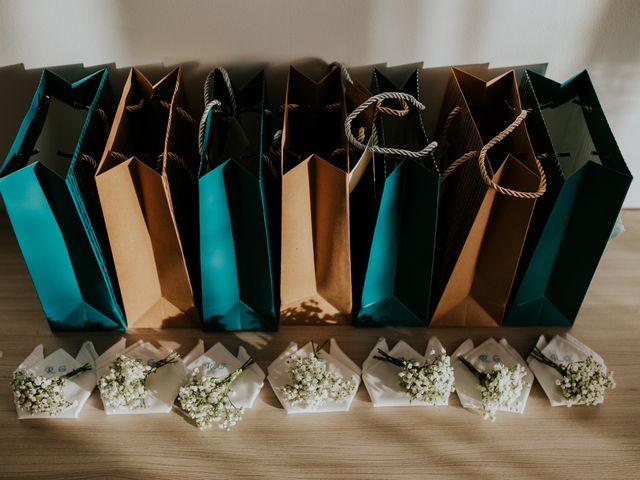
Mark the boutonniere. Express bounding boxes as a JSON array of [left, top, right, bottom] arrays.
[[530, 346, 614, 406], [528, 334, 615, 407], [453, 338, 533, 421], [12, 342, 98, 419], [458, 355, 527, 422], [177, 340, 266, 430], [373, 348, 455, 404], [280, 341, 356, 409], [12, 363, 92, 416], [268, 339, 360, 413], [98, 351, 180, 410]]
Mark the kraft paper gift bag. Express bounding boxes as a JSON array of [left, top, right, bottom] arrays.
[[14, 342, 98, 419], [504, 70, 632, 326], [198, 68, 278, 331], [95, 68, 200, 328], [453, 338, 533, 417], [350, 69, 440, 327], [362, 337, 452, 407], [279, 66, 353, 324], [0, 69, 125, 331], [96, 338, 190, 415], [267, 338, 361, 413], [430, 68, 546, 327]]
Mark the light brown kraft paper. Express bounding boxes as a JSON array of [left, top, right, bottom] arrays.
[[95, 67, 199, 328]]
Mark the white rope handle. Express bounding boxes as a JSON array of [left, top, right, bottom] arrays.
[[204, 67, 236, 114], [198, 99, 223, 158], [199, 67, 237, 158], [330, 62, 353, 85], [345, 92, 438, 158]]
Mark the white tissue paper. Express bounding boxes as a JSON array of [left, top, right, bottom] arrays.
[[14, 342, 98, 419], [96, 339, 190, 415], [362, 337, 452, 407], [181, 340, 265, 409], [267, 338, 361, 413], [453, 338, 533, 415], [528, 333, 607, 406]]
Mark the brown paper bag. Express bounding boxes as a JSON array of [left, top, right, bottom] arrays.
[[95, 68, 200, 328], [430, 68, 546, 327], [279, 66, 353, 324]]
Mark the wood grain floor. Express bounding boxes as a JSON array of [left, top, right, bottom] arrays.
[[0, 211, 638, 480]]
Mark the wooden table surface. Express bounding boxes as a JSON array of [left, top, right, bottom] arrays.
[[0, 211, 638, 480]]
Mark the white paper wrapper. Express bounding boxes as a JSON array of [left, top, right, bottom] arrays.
[[267, 338, 361, 413], [453, 338, 533, 416], [96, 339, 187, 415], [182, 340, 265, 409], [528, 334, 607, 406], [362, 337, 452, 407], [14, 342, 98, 419]]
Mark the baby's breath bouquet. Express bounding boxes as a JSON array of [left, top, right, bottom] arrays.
[[12, 363, 92, 416], [458, 356, 527, 421], [98, 351, 179, 410], [374, 349, 455, 403], [280, 341, 355, 409], [179, 358, 255, 430], [530, 347, 615, 406]]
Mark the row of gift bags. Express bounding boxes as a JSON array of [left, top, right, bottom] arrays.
[[0, 64, 631, 331]]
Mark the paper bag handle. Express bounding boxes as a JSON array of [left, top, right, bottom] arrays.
[[345, 92, 438, 158], [440, 107, 547, 199], [478, 109, 546, 198], [199, 67, 236, 158]]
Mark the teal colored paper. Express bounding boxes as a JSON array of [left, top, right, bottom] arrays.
[[199, 70, 277, 331], [504, 70, 632, 326], [356, 70, 440, 327], [0, 69, 125, 331]]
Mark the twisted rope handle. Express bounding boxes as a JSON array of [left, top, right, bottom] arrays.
[[345, 92, 437, 158], [437, 106, 479, 180], [198, 99, 223, 157], [125, 99, 194, 124], [156, 152, 197, 182], [330, 62, 354, 85], [478, 109, 546, 198], [199, 67, 238, 159], [204, 67, 236, 114]]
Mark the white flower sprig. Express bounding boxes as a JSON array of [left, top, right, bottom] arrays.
[[280, 341, 355, 409], [373, 349, 455, 403], [98, 351, 180, 410], [12, 363, 92, 416], [530, 347, 615, 406], [458, 356, 527, 421], [179, 358, 255, 430]]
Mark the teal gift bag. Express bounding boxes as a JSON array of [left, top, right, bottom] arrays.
[[0, 69, 125, 331], [198, 68, 278, 330], [347, 69, 440, 327], [504, 70, 632, 326]]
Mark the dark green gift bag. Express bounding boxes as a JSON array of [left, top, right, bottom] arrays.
[[348, 69, 440, 327], [504, 70, 632, 326], [0, 69, 125, 331], [198, 68, 278, 330]]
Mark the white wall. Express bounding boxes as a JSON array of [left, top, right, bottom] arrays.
[[1, 0, 638, 205]]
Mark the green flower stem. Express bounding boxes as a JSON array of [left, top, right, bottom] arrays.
[[225, 358, 254, 386], [148, 351, 180, 375], [312, 340, 329, 356], [458, 355, 485, 380], [530, 347, 565, 374], [373, 349, 406, 368], [61, 363, 92, 379]]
